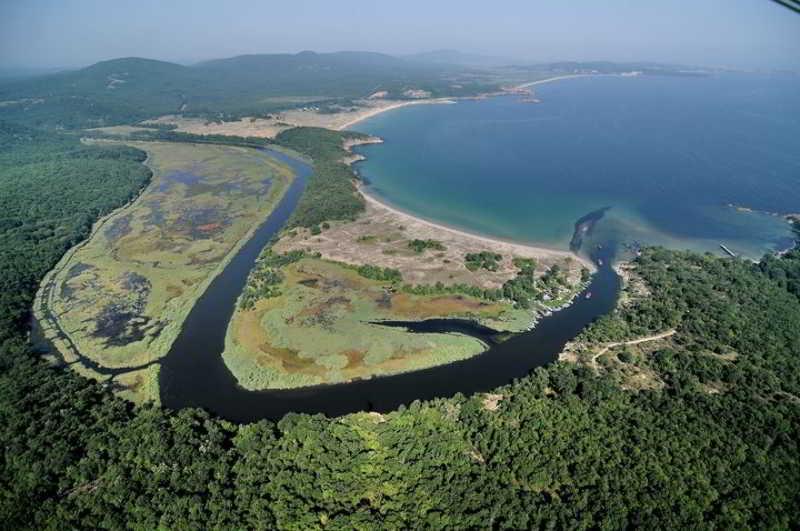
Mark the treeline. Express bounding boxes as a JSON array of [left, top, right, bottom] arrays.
[[354, 264, 402, 283], [90, 125, 369, 231], [238, 250, 307, 310], [276, 127, 366, 229], [399, 257, 583, 310], [86, 126, 273, 150], [0, 121, 150, 352], [759, 221, 800, 301], [1, 121, 799, 527]]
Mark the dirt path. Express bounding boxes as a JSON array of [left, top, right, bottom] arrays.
[[589, 329, 677, 369]]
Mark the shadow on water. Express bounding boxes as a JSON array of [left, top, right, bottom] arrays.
[[570, 206, 612, 253], [370, 318, 508, 346], [160, 150, 620, 422]]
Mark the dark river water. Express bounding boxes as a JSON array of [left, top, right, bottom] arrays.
[[160, 148, 619, 422]]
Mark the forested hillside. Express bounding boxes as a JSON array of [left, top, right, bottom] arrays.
[[0, 118, 798, 526], [0, 52, 498, 129]]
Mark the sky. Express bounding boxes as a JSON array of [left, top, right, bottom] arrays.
[[1, 0, 798, 70]]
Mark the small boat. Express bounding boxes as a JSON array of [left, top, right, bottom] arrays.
[[597, 258, 603, 266], [585, 291, 593, 299]]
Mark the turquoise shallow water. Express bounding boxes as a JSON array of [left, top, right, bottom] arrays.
[[351, 73, 799, 259]]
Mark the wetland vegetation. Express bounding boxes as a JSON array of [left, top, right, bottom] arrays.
[[224, 255, 508, 389], [222, 143, 589, 390], [34, 140, 295, 402], [1, 43, 798, 527], [4, 139, 799, 524]]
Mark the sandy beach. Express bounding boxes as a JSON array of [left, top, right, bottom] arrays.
[[357, 184, 592, 267], [339, 74, 612, 131], [145, 74, 607, 139], [336, 98, 456, 131], [276, 179, 591, 291], [335, 111, 594, 272], [514, 74, 597, 89], [145, 98, 456, 139]]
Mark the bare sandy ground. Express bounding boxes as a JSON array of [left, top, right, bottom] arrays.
[[146, 98, 455, 139], [335, 98, 455, 130], [514, 74, 597, 89], [144, 115, 291, 139], [275, 186, 588, 290], [359, 186, 589, 267]]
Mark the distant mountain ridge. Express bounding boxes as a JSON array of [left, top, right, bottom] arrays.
[[0, 51, 497, 128], [196, 50, 406, 70], [0, 51, 715, 129]]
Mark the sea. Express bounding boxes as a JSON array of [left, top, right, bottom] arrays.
[[351, 73, 800, 260]]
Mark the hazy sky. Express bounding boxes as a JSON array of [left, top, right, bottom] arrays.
[[1, 0, 798, 70]]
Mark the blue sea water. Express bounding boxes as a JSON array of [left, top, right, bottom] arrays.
[[351, 73, 800, 259]]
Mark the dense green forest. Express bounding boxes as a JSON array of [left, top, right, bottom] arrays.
[[0, 54, 705, 131], [0, 122, 151, 357], [276, 127, 367, 229], [0, 53, 500, 129], [1, 119, 799, 527]]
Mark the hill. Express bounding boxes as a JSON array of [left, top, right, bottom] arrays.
[[0, 58, 190, 128], [0, 52, 498, 129]]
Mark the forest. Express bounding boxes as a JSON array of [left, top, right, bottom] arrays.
[[1, 118, 799, 527], [0, 53, 501, 129], [276, 127, 368, 229]]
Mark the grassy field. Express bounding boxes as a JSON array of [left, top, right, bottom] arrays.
[[34, 141, 295, 403], [223, 257, 531, 390]]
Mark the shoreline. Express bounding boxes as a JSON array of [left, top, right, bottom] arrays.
[[355, 182, 594, 270], [514, 73, 599, 89], [337, 72, 628, 269], [338, 75, 595, 131], [337, 98, 456, 131]]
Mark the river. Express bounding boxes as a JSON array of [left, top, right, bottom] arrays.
[[159, 148, 619, 422]]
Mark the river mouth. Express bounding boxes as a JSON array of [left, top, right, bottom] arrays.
[[158, 146, 620, 422], [160, 247, 618, 423]]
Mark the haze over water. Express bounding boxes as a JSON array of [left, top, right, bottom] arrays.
[[353, 74, 799, 259]]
